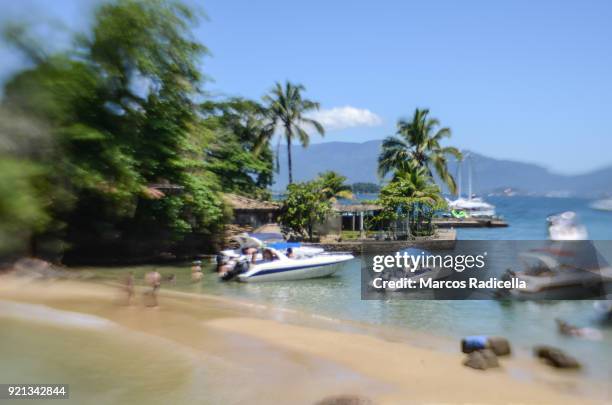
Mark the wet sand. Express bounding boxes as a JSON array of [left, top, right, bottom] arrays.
[[0, 276, 607, 404]]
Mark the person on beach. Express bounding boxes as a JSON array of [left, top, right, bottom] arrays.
[[144, 271, 161, 307], [121, 272, 135, 305]]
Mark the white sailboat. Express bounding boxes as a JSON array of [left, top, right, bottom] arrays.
[[448, 153, 496, 217]]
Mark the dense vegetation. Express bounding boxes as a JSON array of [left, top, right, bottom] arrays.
[[0, 0, 463, 259], [0, 0, 316, 261], [280, 171, 351, 240]]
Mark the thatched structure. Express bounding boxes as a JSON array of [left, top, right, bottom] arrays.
[[224, 193, 280, 228]]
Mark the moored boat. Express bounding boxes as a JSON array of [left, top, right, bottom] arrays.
[[498, 244, 612, 300], [217, 234, 354, 282], [547, 211, 588, 240]]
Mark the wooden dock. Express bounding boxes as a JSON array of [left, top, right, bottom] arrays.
[[432, 217, 508, 228]]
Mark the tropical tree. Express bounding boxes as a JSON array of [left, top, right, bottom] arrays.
[[280, 179, 331, 241], [202, 98, 275, 197], [378, 108, 462, 193], [375, 166, 446, 237], [318, 171, 353, 202], [262, 81, 325, 184], [2, 0, 226, 260]]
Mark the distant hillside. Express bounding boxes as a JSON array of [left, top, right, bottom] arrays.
[[273, 140, 612, 197]]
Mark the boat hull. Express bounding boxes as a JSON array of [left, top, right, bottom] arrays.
[[238, 256, 353, 282]]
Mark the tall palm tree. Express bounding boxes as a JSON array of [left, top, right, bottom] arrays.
[[318, 171, 354, 202], [262, 81, 325, 184], [378, 108, 462, 194]]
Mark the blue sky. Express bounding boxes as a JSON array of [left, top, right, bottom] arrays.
[[2, 0, 612, 174]]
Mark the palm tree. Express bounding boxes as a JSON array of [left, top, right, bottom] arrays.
[[378, 108, 462, 194], [378, 165, 445, 237], [318, 171, 354, 202], [262, 81, 325, 184]]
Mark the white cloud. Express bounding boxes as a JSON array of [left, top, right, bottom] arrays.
[[308, 106, 382, 131]]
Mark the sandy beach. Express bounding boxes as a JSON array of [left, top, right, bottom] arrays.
[[0, 275, 607, 404]]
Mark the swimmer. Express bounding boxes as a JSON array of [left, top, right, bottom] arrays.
[[144, 271, 161, 307]]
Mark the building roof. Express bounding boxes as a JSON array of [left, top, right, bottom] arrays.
[[334, 202, 382, 213], [224, 193, 280, 210]]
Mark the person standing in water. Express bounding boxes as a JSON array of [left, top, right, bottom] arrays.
[[191, 260, 203, 283], [144, 271, 161, 307], [120, 272, 135, 305]]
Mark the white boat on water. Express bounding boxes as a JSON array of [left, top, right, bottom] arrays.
[[499, 245, 612, 300], [218, 234, 354, 282], [590, 198, 612, 212], [547, 211, 588, 240], [448, 197, 496, 217], [448, 153, 496, 218]]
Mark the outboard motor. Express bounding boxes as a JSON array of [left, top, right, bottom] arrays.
[[220, 258, 249, 281]]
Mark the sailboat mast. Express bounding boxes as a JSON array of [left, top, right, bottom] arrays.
[[457, 160, 462, 198], [468, 153, 472, 200]]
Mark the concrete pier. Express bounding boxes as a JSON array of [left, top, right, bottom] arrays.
[[432, 218, 508, 228]]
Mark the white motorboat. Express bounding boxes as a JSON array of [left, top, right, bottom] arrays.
[[547, 211, 588, 240], [218, 234, 354, 282], [590, 198, 612, 212], [498, 245, 612, 300]]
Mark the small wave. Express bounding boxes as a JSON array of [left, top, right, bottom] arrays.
[[0, 300, 115, 330]]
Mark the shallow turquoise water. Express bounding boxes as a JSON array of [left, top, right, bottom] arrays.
[[194, 196, 612, 380]]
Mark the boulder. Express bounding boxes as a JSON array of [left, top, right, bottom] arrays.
[[480, 349, 500, 368], [463, 349, 499, 370], [534, 346, 581, 369], [488, 336, 511, 356]]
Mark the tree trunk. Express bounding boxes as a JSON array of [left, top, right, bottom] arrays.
[[286, 133, 293, 184]]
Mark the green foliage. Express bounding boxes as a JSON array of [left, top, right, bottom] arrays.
[[374, 166, 446, 236], [318, 171, 353, 201], [262, 81, 324, 184], [378, 108, 462, 194], [1, 0, 227, 259], [280, 171, 351, 240], [201, 98, 274, 197], [0, 158, 49, 255], [280, 180, 331, 241]]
